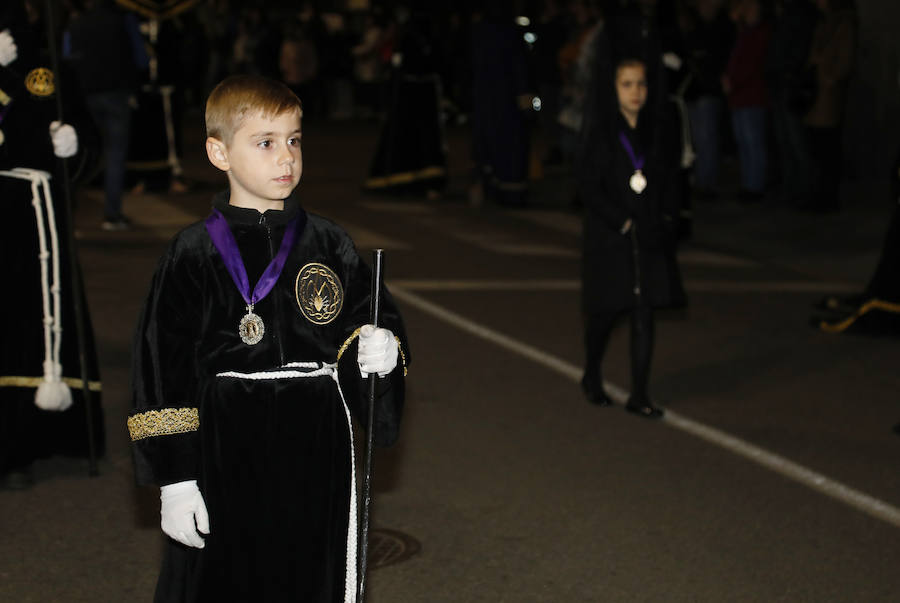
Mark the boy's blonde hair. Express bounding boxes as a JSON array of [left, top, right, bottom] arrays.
[[205, 75, 303, 145]]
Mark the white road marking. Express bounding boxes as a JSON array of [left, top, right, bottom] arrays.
[[487, 243, 578, 257], [390, 285, 900, 529], [678, 249, 759, 267], [390, 279, 859, 294], [391, 279, 580, 291]]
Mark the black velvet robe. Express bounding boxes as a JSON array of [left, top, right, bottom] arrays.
[[470, 18, 532, 206], [129, 191, 409, 603], [579, 109, 686, 313], [363, 20, 446, 194], [0, 19, 104, 476]]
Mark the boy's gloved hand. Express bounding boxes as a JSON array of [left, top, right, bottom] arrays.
[[160, 479, 210, 548], [357, 324, 398, 378], [0, 30, 17, 66], [49, 121, 78, 158]]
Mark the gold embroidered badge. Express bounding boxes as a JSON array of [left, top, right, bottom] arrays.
[[295, 263, 343, 325], [25, 68, 55, 97]]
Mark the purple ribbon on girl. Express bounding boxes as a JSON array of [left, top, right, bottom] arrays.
[[618, 131, 647, 194]]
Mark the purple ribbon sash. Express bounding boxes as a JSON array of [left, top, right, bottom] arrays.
[[205, 209, 301, 307], [618, 131, 645, 172]]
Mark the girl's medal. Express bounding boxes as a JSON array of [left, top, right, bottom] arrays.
[[629, 170, 647, 194], [619, 131, 647, 194]]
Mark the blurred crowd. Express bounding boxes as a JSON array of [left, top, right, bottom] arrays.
[[35, 0, 856, 213]]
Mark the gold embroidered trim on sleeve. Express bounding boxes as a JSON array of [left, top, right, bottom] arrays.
[[127, 407, 199, 441]]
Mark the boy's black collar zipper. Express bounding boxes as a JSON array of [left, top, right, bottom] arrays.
[[212, 189, 301, 226]]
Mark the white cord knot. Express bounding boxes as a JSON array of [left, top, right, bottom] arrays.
[[2, 169, 70, 412]]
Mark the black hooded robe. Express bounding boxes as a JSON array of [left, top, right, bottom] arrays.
[[0, 6, 104, 478], [579, 108, 686, 314]]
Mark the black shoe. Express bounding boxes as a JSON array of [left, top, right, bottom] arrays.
[[625, 398, 664, 419], [582, 377, 613, 407], [1, 467, 34, 490], [585, 389, 614, 407]]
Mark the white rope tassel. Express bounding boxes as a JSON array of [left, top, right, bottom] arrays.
[[1, 169, 72, 411]]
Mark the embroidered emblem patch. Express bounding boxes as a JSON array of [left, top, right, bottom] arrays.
[[295, 263, 343, 325], [25, 68, 55, 97]]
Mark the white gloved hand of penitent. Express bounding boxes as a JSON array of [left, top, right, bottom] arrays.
[[357, 324, 398, 378], [160, 479, 210, 548]]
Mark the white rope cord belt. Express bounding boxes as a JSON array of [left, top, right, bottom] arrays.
[[1, 168, 71, 411], [215, 361, 336, 380], [215, 360, 359, 602]]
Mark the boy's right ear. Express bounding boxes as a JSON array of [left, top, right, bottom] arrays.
[[206, 137, 230, 172]]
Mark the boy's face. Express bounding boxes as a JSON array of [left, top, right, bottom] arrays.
[[616, 65, 648, 116], [206, 108, 303, 209]]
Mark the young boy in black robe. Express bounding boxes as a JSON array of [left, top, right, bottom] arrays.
[[128, 74, 409, 603]]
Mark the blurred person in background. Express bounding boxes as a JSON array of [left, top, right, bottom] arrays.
[[681, 0, 734, 201], [764, 0, 817, 208], [351, 9, 387, 119], [722, 0, 771, 203], [363, 6, 446, 199], [64, 0, 147, 230], [469, 2, 535, 207], [800, 0, 856, 213], [0, 0, 104, 490]]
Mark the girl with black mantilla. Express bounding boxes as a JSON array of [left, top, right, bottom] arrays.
[[577, 52, 686, 419]]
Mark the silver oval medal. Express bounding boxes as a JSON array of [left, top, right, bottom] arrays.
[[239, 311, 265, 345], [629, 170, 647, 194]]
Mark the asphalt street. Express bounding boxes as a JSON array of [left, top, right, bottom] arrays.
[[2, 117, 899, 602]]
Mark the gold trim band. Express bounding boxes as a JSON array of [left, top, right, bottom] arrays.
[[0, 376, 102, 391], [127, 407, 199, 441], [364, 166, 446, 189], [820, 298, 900, 333]]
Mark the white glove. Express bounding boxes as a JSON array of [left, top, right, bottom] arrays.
[[160, 480, 210, 548], [357, 324, 398, 378], [662, 52, 682, 71], [49, 121, 78, 158], [0, 30, 17, 66]]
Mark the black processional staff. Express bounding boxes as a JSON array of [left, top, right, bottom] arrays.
[[358, 248, 384, 602], [44, 0, 99, 477]]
